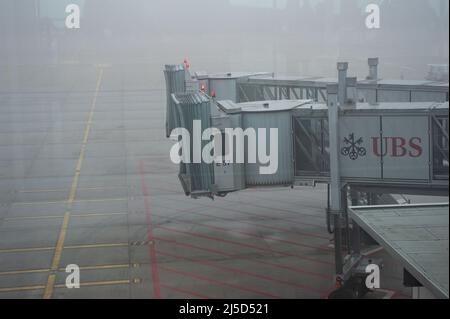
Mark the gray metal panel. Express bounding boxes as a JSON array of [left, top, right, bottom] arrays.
[[209, 79, 237, 102], [211, 114, 246, 193], [229, 114, 246, 191], [339, 116, 382, 179], [292, 102, 449, 113], [208, 72, 271, 80], [243, 111, 294, 186], [411, 91, 448, 103], [172, 92, 214, 195], [349, 204, 449, 299], [239, 100, 313, 113], [377, 90, 411, 102], [164, 65, 186, 137], [382, 116, 430, 180], [244, 76, 449, 96], [217, 99, 313, 114], [357, 88, 377, 104]]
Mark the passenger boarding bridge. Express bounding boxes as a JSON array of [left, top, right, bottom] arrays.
[[164, 58, 449, 298], [200, 58, 449, 105]]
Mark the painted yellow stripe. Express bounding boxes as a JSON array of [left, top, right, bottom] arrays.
[[73, 198, 127, 203], [0, 280, 130, 294], [72, 212, 127, 218], [64, 243, 128, 250], [19, 186, 128, 194], [4, 212, 127, 221], [0, 269, 49, 276], [72, 264, 130, 271], [49, 212, 70, 271], [3, 215, 63, 221], [0, 247, 54, 254], [0, 285, 46, 293], [43, 67, 104, 300], [0, 264, 133, 276], [43, 275, 56, 298], [12, 200, 66, 206], [0, 243, 128, 254], [12, 198, 127, 206], [63, 280, 130, 288]]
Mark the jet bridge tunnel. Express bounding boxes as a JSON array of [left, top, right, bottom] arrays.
[[164, 60, 449, 299], [164, 63, 449, 199]]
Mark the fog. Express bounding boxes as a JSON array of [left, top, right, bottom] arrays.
[[1, 0, 449, 82], [0, 1, 448, 300]]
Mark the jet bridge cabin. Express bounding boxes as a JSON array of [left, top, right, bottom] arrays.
[[293, 102, 449, 194], [169, 90, 448, 198]]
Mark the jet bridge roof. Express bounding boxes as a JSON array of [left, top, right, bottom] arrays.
[[216, 99, 314, 114], [349, 203, 449, 299], [246, 75, 449, 91], [292, 101, 449, 115]]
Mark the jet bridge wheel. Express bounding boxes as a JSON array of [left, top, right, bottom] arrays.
[[328, 277, 371, 299]]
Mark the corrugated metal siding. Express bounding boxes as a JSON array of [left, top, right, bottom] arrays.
[[243, 111, 294, 186], [164, 65, 186, 138], [172, 92, 214, 194]]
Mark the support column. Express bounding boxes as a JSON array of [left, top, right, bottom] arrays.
[[327, 82, 344, 276], [337, 62, 348, 106]]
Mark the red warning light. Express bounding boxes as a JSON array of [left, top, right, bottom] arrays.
[[183, 58, 190, 69], [210, 90, 216, 98], [200, 84, 206, 92]]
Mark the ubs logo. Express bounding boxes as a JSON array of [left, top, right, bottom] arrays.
[[341, 133, 424, 160], [372, 137, 423, 158], [341, 134, 367, 160]]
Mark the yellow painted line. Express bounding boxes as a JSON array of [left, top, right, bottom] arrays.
[[49, 212, 70, 272], [3, 215, 63, 221], [72, 198, 127, 203], [12, 200, 66, 206], [43, 68, 104, 300], [72, 212, 127, 218], [0, 264, 133, 277], [0, 243, 128, 254], [18, 189, 66, 194], [43, 275, 56, 298], [12, 197, 127, 206], [0, 247, 54, 254], [19, 186, 128, 194], [4, 212, 127, 221], [67, 264, 130, 271], [0, 269, 49, 276], [55, 279, 131, 289], [0, 280, 130, 294], [64, 243, 128, 250], [0, 281, 131, 294], [0, 285, 46, 293]]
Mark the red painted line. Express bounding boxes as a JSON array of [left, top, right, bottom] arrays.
[[139, 160, 161, 299], [231, 210, 325, 229], [148, 203, 330, 246], [181, 209, 331, 240], [159, 266, 281, 299], [206, 204, 326, 228], [157, 250, 327, 296], [221, 197, 326, 220], [159, 217, 331, 252], [148, 191, 326, 229], [156, 226, 333, 266], [160, 284, 209, 300], [154, 236, 332, 280]]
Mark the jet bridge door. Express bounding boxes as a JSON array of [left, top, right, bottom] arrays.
[[294, 108, 447, 186], [293, 116, 330, 177]]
